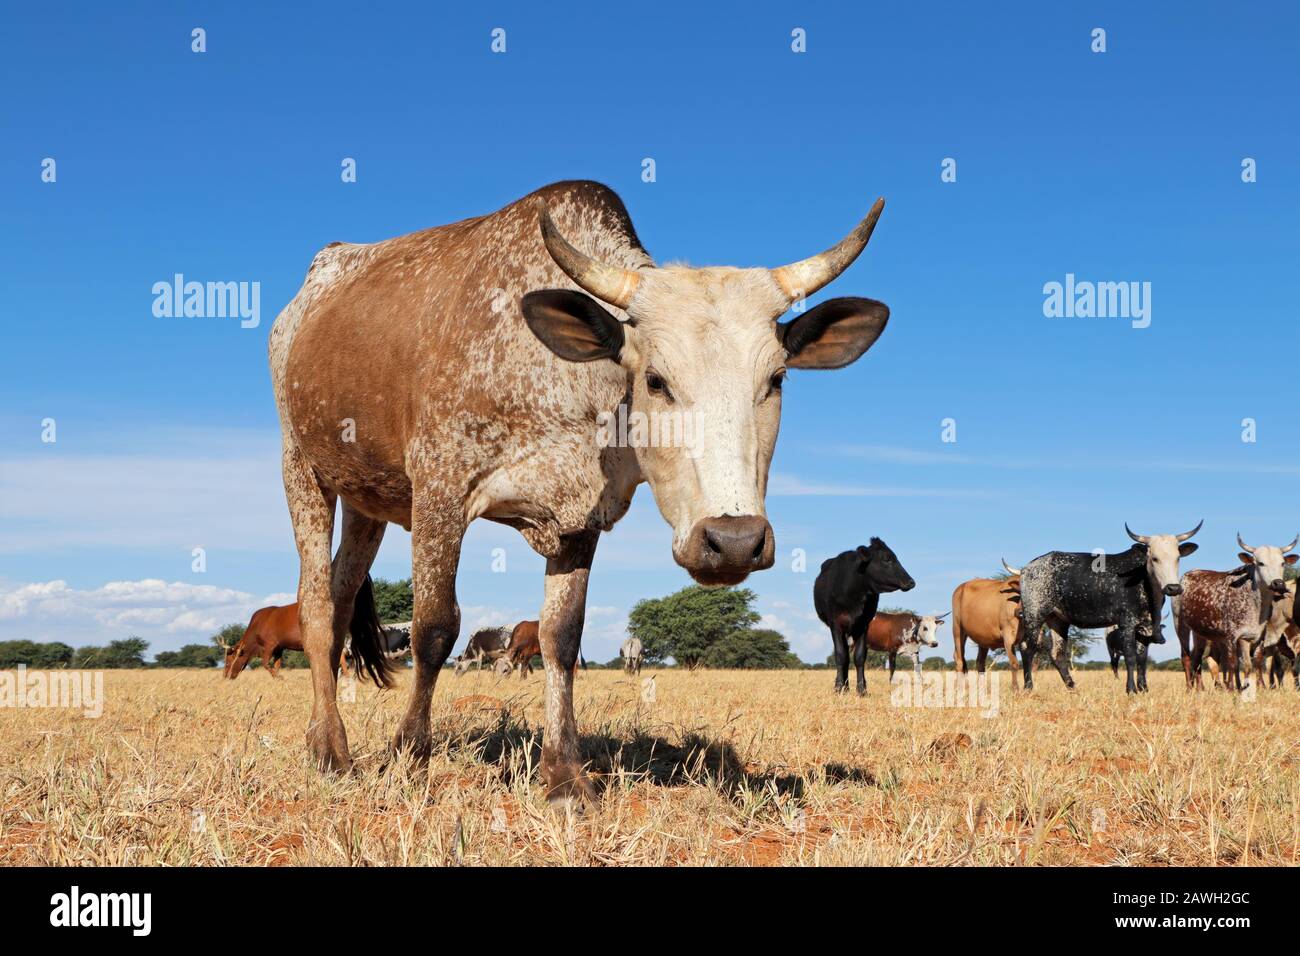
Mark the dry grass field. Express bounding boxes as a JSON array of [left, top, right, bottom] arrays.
[[2, 666, 1298, 866]]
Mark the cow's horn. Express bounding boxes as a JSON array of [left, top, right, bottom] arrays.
[[1001, 559, 1021, 576], [1237, 532, 1255, 554], [538, 204, 640, 309], [770, 198, 885, 302], [1175, 519, 1203, 543], [935, 611, 950, 621], [1283, 534, 1299, 554], [1125, 523, 1150, 544]]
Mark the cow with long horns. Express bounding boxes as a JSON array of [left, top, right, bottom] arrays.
[[1007, 520, 1202, 694], [1173, 533, 1298, 690], [269, 181, 891, 803]]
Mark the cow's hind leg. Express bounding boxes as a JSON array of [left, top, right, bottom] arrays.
[[1047, 620, 1075, 689], [539, 530, 600, 807], [393, 486, 464, 760]]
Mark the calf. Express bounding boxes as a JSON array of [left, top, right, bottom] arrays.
[[865, 611, 946, 683], [812, 539, 915, 694], [951, 576, 1026, 690], [621, 636, 643, 675], [1174, 534, 1297, 690], [1010, 520, 1201, 694]]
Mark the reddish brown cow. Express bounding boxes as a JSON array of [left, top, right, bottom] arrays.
[[495, 620, 584, 678], [861, 611, 946, 683], [951, 577, 1027, 690], [223, 578, 391, 686], [224, 603, 302, 679]]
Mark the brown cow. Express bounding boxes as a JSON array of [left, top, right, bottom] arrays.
[[494, 620, 584, 678], [223, 577, 391, 686], [950, 577, 1026, 690], [269, 180, 891, 802], [861, 611, 946, 683], [223, 603, 301, 679]]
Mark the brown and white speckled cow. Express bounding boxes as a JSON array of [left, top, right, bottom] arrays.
[[1173, 534, 1298, 690], [268, 180, 890, 804]]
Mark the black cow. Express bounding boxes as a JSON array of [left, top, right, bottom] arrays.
[[1010, 521, 1200, 694], [813, 539, 916, 695]]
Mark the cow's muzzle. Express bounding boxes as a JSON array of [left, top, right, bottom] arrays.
[[1163, 583, 1182, 596], [1270, 580, 1287, 597], [679, 515, 774, 586]]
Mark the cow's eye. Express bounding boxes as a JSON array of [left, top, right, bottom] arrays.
[[767, 369, 786, 398], [645, 369, 673, 402]]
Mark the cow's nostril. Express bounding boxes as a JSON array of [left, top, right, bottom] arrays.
[[752, 532, 767, 561], [704, 531, 724, 556]]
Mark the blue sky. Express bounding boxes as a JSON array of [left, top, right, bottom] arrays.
[[2, 1, 1297, 662]]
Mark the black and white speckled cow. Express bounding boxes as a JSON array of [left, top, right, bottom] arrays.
[[1006, 521, 1202, 694]]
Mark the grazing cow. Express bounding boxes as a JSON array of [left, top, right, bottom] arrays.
[[496, 620, 543, 678], [865, 611, 947, 682], [1008, 520, 1202, 694], [453, 626, 511, 675], [223, 578, 391, 686], [621, 636, 643, 675], [951, 576, 1027, 690], [813, 540, 916, 694], [1174, 534, 1298, 691], [270, 180, 891, 803]]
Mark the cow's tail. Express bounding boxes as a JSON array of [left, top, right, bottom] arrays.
[[349, 575, 396, 689]]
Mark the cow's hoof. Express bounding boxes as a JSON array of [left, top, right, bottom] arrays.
[[390, 722, 434, 763], [306, 718, 352, 774], [544, 767, 598, 809]]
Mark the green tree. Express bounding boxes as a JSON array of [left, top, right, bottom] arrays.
[[74, 637, 149, 669], [0, 641, 74, 668], [211, 622, 245, 651], [153, 643, 222, 668], [703, 628, 800, 669], [627, 585, 760, 668], [372, 578, 414, 623]]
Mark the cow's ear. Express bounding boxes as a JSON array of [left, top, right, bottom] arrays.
[[1179, 542, 1199, 557], [1285, 554, 1299, 566], [522, 290, 625, 363], [779, 297, 888, 369], [1238, 552, 1254, 565]]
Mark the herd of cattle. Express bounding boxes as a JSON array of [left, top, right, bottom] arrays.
[[810, 521, 1299, 697], [220, 519, 1298, 703]]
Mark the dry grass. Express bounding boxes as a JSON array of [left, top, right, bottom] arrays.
[[2, 667, 1298, 866]]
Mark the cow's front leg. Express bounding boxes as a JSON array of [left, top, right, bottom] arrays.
[[1135, 639, 1149, 693], [830, 626, 850, 693], [539, 530, 600, 807]]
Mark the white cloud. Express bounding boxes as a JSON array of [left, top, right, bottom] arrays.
[[0, 577, 286, 652]]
